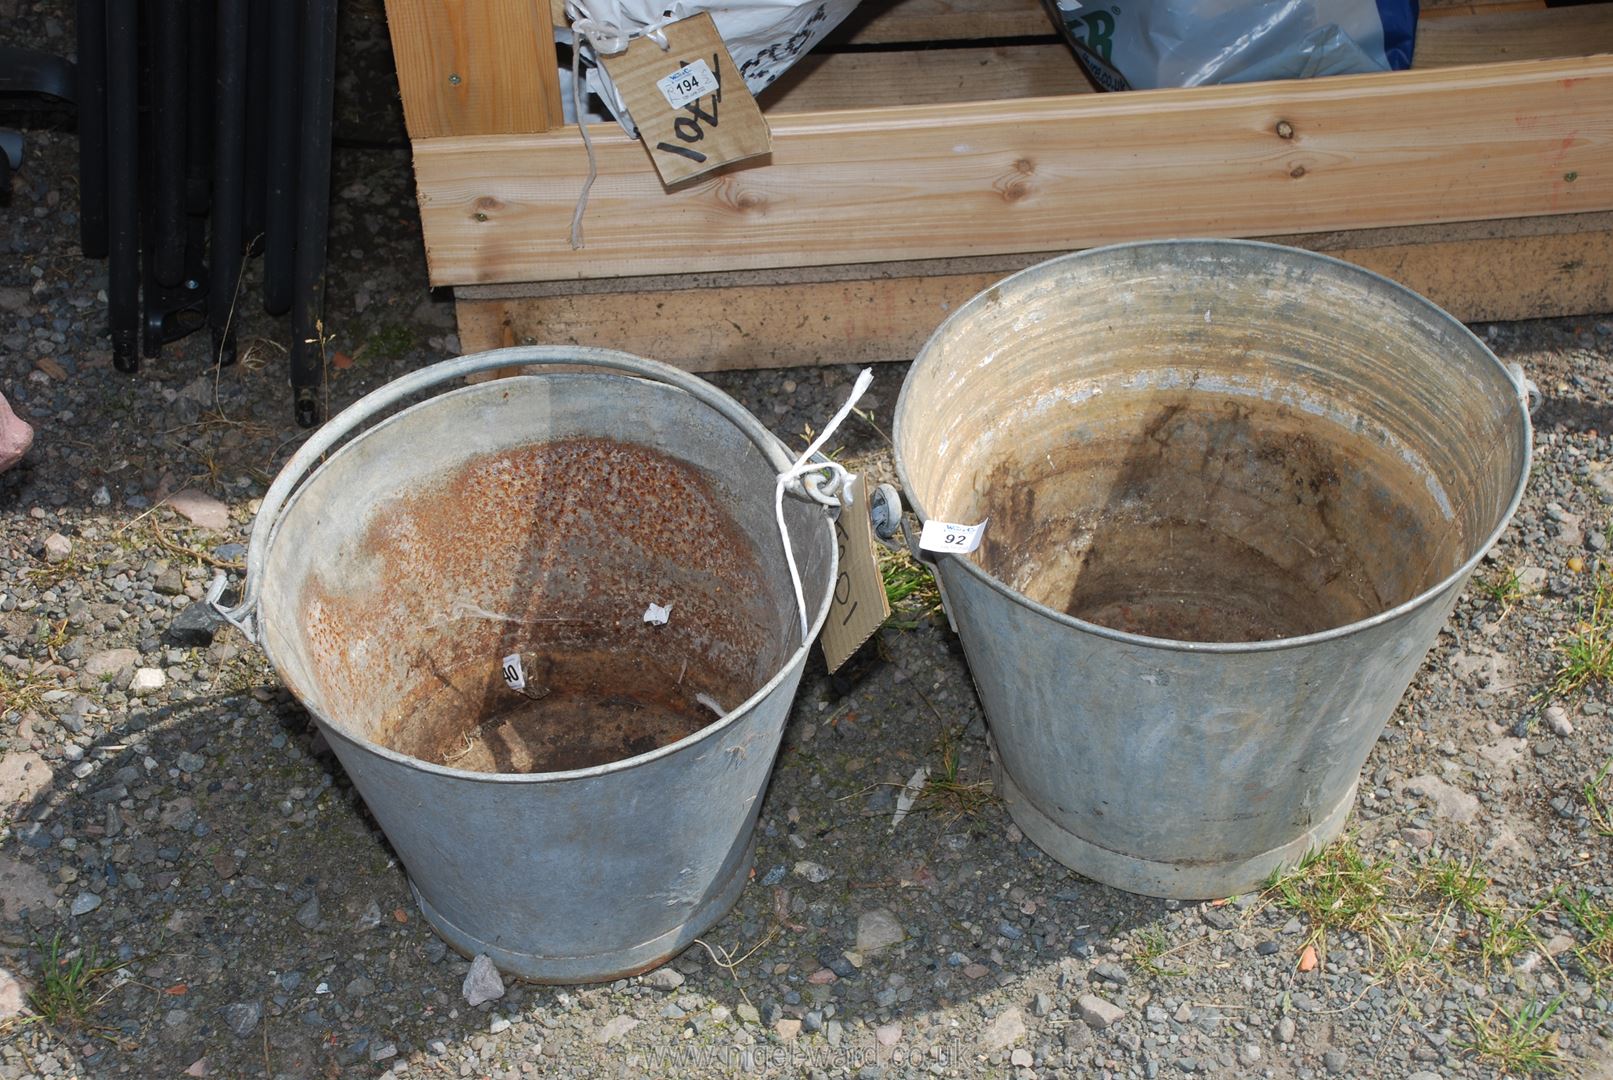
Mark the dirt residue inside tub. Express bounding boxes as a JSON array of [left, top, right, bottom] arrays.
[[391, 649, 730, 773], [298, 436, 779, 773], [972, 391, 1466, 643]]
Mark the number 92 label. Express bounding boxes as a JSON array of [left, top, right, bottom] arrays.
[[919, 518, 988, 554]]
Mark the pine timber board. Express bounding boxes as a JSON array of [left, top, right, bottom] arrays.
[[760, 5, 1613, 114], [822, 0, 1541, 47], [411, 54, 1613, 285], [384, 0, 563, 137], [454, 213, 1613, 369]]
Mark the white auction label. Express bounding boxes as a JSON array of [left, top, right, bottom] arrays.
[[919, 518, 988, 554], [501, 652, 526, 691], [657, 58, 720, 110]]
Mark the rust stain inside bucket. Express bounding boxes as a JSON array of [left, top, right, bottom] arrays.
[[970, 391, 1465, 643], [390, 650, 723, 773], [299, 437, 779, 773]]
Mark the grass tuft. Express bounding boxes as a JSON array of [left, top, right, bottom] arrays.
[[1584, 757, 1613, 838], [0, 667, 53, 720], [1266, 839, 1396, 953], [879, 546, 942, 623], [1419, 857, 1492, 915], [1133, 926, 1190, 978], [1564, 890, 1613, 985], [25, 934, 124, 1033], [1478, 566, 1524, 614], [916, 724, 996, 823], [1459, 996, 1571, 1076], [1547, 569, 1613, 698]]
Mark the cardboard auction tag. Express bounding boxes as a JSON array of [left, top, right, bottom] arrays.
[[821, 476, 891, 674], [597, 12, 772, 186]]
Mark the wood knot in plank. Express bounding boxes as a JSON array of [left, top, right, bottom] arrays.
[[713, 178, 768, 214], [995, 159, 1036, 203]]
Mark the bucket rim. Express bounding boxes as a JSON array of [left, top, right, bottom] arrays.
[[891, 237, 1534, 655], [260, 368, 841, 782]]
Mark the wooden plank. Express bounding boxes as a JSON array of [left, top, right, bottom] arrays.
[[762, 6, 1613, 115], [1416, 6, 1613, 66], [411, 55, 1613, 285], [384, 0, 563, 137], [761, 44, 1087, 112], [830, 0, 1054, 46], [454, 213, 1613, 367]]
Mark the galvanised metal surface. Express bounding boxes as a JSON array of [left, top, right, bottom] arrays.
[[893, 240, 1532, 899], [218, 348, 838, 981]]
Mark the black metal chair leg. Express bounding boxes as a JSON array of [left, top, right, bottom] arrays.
[[147, 0, 186, 289], [106, 1, 141, 373], [184, 0, 214, 215], [209, 0, 247, 370], [262, 0, 299, 317], [241, 0, 269, 252], [76, 0, 109, 258], [290, 0, 336, 427]]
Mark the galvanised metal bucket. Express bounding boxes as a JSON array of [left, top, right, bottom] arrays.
[[212, 348, 838, 981], [893, 240, 1532, 899]]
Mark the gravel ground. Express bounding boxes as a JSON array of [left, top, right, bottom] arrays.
[[5, 2, 1613, 1078]]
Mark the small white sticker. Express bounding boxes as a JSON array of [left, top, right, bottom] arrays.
[[657, 59, 719, 111], [643, 602, 672, 625], [919, 518, 988, 554], [501, 653, 525, 691]]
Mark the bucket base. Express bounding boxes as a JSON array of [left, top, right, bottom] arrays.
[[410, 834, 757, 984], [994, 755, 1356, 900]]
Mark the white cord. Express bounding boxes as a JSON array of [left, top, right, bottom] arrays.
[[568, 41, 599, 250], [565, 2, 679, 248], [775, 368, 874, 642]]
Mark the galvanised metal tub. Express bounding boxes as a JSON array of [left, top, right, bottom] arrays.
[[213, 348, 838, 980], [893, 240, 1531, 899]]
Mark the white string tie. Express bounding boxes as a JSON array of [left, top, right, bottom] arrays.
[[775, 368, 874, 643], [566, 2, 680, 248]]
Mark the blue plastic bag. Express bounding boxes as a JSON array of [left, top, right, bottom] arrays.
[[1045, 0, 1418, 91]]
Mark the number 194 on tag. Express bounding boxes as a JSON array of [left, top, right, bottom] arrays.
[[657, 58, 720, 110]]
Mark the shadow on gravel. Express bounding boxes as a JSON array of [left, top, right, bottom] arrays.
[[4, 614, 1185, 1078], [3, 673, 595, 1077], [1535, 396, 1613, 436]]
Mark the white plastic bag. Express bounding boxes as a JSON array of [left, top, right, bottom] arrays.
[[565, 0, 862, 135], [1045, 0, 1417, 91]]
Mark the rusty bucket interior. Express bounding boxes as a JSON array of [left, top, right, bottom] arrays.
[[898, 242, 1531, 643], [256, 372, 827, 775]]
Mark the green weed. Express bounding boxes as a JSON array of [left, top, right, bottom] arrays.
[[1477, 893, 1557, 975], [1267, 839, 1396, 950], [1564, 890, 1613, 984], [916, 724, 996, 823], [879, 546, 942, 621], [1584, 757, 1613, 838], [1548, 570, 1613, 698], [1459, 996, 1570, 1076], [0, 667, 52, 720], [1133, 926, 1190, 978], [1420, 857, 1491, 915], [25, 935, 124, 1033], [1478, 567, 1524, 613]]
